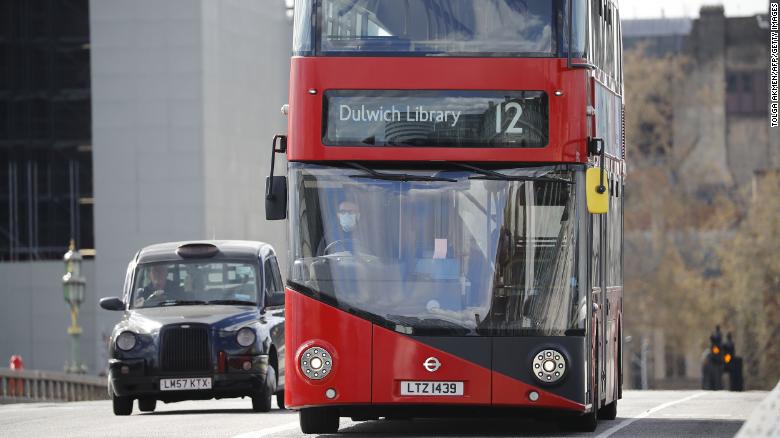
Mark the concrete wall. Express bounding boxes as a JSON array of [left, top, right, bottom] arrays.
[[201, 1, 290, 268], [89, 0, 291, 373], [724, 16, 774, 187], [672, 7, 776, 190], [0, 261, 97, 372], [91, 0, 209, 374], [673, 6, 732, 188]]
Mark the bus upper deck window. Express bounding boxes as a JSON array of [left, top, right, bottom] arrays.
[[317, 0, 556, 57]]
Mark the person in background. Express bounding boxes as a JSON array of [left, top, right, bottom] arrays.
[[710, 325, 723, 347]]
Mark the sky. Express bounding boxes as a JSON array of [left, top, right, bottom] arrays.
[[619, 0, 769, 19]]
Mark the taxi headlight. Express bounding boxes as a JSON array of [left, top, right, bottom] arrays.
[[236, 327, 256, 347], [116, 331, 137, 351]]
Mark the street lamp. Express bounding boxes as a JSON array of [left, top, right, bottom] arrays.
[[63, 239, 87, 374]]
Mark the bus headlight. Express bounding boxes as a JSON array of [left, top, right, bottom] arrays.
[[533, 349, 566, 383], [116, 331, 137, 351], [300, 346, 333, 380]]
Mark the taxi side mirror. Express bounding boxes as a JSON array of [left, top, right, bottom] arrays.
[[99, 297, 125, 311], [266, 291, 285, 308], [586, 167, 609, 214]]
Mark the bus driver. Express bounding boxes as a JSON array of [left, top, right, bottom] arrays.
[[318, 200, 361, 255]]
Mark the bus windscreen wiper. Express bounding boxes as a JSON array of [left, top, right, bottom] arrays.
[[453, 163, 573, 184], [385, 314, 472, 335], [345, 162, 456, 183]]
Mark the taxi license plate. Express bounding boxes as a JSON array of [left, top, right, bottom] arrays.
[[400, 381, 463, 396], [160, 377, 212, 391]]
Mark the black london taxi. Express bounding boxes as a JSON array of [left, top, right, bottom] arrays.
[[99, 241, 285, 415]]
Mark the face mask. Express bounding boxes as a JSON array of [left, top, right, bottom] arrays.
[[338, 212, 358, 232]]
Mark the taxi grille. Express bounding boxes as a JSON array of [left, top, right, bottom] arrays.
[[160, 326, 211, 373]]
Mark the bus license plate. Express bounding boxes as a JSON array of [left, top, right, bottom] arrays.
[[400, 381, 463, 396], [160, 377, 212, 391]]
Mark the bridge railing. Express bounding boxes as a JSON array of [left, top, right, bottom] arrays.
[[0, 368, 107, 402]]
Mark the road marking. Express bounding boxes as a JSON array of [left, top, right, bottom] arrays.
[[230, 420, 300, 438], [595, 392, 706, 438], [659, 413, 734, 419]]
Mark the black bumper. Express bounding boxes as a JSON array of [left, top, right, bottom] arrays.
[[109, 356, 269, 401]]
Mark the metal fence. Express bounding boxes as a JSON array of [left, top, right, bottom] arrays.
[[0, 368, 107, 402]]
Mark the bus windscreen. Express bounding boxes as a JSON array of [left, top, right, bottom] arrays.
[[288, 163, 583, 337]]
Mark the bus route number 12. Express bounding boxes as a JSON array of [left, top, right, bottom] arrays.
[[495, 102, 524, 135]]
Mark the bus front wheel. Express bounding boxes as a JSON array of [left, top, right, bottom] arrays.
[[571, 405, 598, 432], [569, 348, 599, 432], [300, 407, 339, 434], [599, 400, 617, 420]]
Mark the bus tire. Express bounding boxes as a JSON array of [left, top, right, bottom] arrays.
[[570, 346, 599, 432], [599, 400, 617, 420], [572, 406, 599, 432], [300, 408, 339, 434]]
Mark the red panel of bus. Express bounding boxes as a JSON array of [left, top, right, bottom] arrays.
[[284, 289, 372, 408], [371, 325, 491, 405], [287, 57, 588, 163]]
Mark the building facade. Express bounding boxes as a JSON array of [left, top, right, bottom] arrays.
[[624, 6, 777, 188], [623, 6, 776, 389], [1, 0, 293, 373], [0, 0, 93, 261]]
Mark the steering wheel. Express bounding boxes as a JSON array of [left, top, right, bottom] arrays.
[[323, 239, 352, 255], [140, 289, 176, 306]]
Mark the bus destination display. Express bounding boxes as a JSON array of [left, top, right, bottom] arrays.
[[323, 90, 549, 148]]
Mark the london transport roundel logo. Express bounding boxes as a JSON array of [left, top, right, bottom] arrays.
[[423, 357, 441, 372]]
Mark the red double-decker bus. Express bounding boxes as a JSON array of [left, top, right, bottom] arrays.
[[266, 0, 625, 433]]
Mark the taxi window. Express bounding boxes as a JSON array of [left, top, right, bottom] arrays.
[[131, 261, 259, 308]]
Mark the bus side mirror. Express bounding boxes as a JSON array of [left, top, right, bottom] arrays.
[[265, 134, 287, 221], [265, 176, 287, 220], [586, 167, 609, 214]]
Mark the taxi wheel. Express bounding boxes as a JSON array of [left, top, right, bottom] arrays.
[[138, 398, 157, 412], [300, 408, 339, 434], [112, 394, 133, 416], [276, 391, 286, 410], [252, 365, 276, 412]]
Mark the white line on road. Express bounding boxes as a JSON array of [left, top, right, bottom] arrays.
[[595, 392, 707, 438], [230, 420, 301, 438]]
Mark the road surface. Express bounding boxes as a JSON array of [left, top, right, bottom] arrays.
[[0, 390, 766, 437]]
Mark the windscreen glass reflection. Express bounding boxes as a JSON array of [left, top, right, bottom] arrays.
[[289, 163, 584, 336]]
